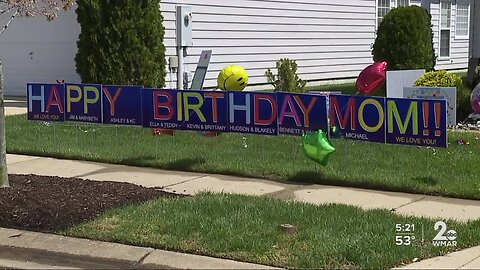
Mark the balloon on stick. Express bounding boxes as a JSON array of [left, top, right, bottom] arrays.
[[302, 130, 336, 166], [355, 61, 388, 94], [197, 65, 249, 139], [217, 65, 249, 91]]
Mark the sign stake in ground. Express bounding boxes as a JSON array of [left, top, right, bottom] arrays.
[[0, 60, 8, 187], [279, 224, 297, 236]]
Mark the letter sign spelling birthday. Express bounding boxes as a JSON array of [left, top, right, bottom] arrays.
[[228, 91, 278, 135], [26, 83, 448, 148]]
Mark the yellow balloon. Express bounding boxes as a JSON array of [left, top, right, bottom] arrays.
[[217, 65, 249, 91]]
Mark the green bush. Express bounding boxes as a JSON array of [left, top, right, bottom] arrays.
[[414, 70, 462, 87], [75, 0, 166, 88], [415, 70, 471, 121], [265, 58, 306, 93], [372, 6, 436, 71]]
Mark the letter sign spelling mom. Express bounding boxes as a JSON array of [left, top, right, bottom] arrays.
[[329, 94, 448, 148]]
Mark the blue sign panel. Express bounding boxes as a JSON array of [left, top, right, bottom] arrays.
[[227, 91, 278, 136], [277, 92, 328, 136], [386, 98, 448, 148], [179, 90, 229, 133], [142, 88, 182, 130], [27, 83, 65, 121], [102, 85, 143, 126], [65, 83, 103, 123], [329, 94, 386, 143]]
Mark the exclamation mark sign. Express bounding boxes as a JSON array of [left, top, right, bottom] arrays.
[[435, 103, 442, 137], [423, 102, 429, 136]]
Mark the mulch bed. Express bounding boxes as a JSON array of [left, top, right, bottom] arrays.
[[0, 174, 182, 233]]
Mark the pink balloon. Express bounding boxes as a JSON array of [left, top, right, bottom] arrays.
[[471, 83, 480, 113], [355, 62, 388, 94]]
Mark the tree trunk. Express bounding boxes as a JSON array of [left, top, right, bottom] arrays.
[[0, 59, 8, 188]]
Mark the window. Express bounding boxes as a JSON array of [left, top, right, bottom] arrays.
[[455, 0, 470, 37], [377, 0, 391, 27], [397, 0, 410, 7], [439, 0, 451, 58], [377, 0, 410, 27]]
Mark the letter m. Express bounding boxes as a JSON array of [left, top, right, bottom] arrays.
[[330, 96, 356, 130], [387, 100, 418, 135]]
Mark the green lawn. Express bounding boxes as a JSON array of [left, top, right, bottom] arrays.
[[64, 192, 480, 270], [257, 81, 358, 95], [6, 114, 480, 199], [307, 81, 358, 95]]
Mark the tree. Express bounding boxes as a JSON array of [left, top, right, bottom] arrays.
[[75, 0, 167, 88], [372, 5, 436, 71], [0, 0, 75, 188]]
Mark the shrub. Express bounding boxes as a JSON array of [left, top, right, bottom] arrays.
[[265, 58, 306, 93], [415, 70, 471, 121], [372, 6, 436, 71], [75, 0, 166, 88], [414, 70, 462, 87]]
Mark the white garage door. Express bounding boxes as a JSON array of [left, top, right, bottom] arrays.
[[0, 9, 81, 97]]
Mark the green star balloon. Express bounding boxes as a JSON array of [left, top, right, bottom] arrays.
[[302, 130, 336, 166]]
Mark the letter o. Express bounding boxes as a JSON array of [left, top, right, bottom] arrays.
[[359, 99, 384, 132]]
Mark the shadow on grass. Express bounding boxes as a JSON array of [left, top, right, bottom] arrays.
[[286, 171, 439, 197], [119, 156, 206, 171], [162, 158, 206, 171], [412, 176, 438, 186]]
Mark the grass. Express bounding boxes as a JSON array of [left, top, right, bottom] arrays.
[[5, 114, 480, 200], [307, 81, 358, 95], [63, 192, 480, 269]]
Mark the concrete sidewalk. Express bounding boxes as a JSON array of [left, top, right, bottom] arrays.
[[3, 97, 26, 116], [394, 246, 480, 269]]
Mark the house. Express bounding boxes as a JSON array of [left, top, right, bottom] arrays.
[[0, 0, 473, 96]]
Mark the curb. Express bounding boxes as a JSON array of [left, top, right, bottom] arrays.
[[0, 228, 282, 269]]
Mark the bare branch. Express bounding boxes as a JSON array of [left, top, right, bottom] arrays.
[[0, 4, 15, 15], [0, 7, 19, 36], [1, 0, 76, 21]]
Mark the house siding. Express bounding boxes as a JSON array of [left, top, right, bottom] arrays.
[[160, 0, 377, 89], [0, 9, 81, 96], [430, 0, 470, 70]]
